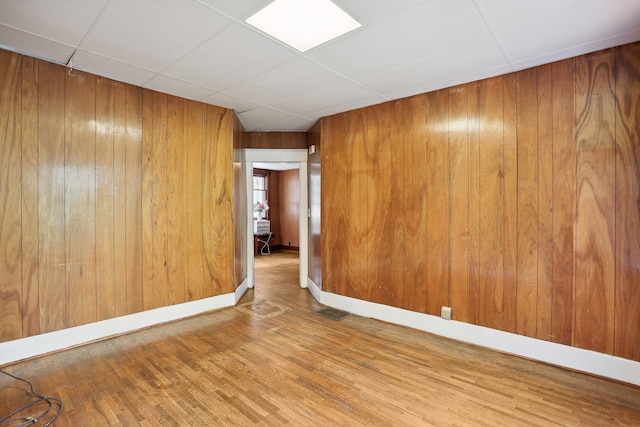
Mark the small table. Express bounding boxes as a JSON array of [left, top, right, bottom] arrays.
[[255, 232, 274, 255]]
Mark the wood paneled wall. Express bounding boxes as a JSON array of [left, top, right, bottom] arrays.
[[308, 121, 322, 287], [279, 169, 300, 248], [242, 132, 307, 149], [233, 116, 247, 288], [320, 42, 640, 361], [0, 49, 234, 343]]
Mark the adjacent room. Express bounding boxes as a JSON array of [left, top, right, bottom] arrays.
[[1, 0, 639, 424]]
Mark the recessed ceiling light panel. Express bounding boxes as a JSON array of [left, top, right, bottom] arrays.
[[246, 0, 362, 52]]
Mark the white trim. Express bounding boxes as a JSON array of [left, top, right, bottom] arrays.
[[235, 278, 249, 303], [245, 149, 309, 289], [306, 278, 322, 303], [0, 293, 236, 366], [320, 291, 640, 387]]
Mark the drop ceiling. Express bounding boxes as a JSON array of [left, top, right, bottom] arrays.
[[1, 0, 639, 132]]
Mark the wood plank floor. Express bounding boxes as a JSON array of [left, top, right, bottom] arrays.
[[1, 250, 639, 426]]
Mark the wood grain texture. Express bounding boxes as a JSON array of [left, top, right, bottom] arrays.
[[614, 42, 640, 360], [467, 81, 481, 326], [0, 50, 22, 341], [233, 115, 247, 289], [478, 76, 504, 330], [307, 120, 321, 289], [37, 60, 66, 334], [0, 50, 235, 345], [551, 58, 576, 346], [319, 42, 640, 361], [125, 85, 143, 314], [242, 132, 307, 149], [2, 252, 639, 426], [167, 96, 187, 303], [389, 100, 410, 310], [448, 86, 470, 323], [321, 113, 348, 295], [536, 64, 554, 342], [575, 50, 616, 354], [502, 73, 518, 334], [425, 91, 450, 315], [346, 109, 367, 300], [20, 56, 40, 336], [65, 70, 97, 328], [113, 81, 128, 317], [95, 76, 116, 321], [516, 68, 539, 338], [409, 95, 428, 314]]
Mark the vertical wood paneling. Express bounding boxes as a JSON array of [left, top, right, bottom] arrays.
[[502, 74, 518, 334], [536, 64, 554, 341], [614, 43, 640, 361], [551, 58, 576, 346], [152, 91, 169, 307], [478, 77, 504, 330], [516, 68, 539, 338], [467, 82, 481, 325], [20, 56, 40, 336], [0, 50, 235, 344], [141, 90, 154, 310], [0, 50, 22, 341], [125, 85, 143, 314], [167, 96, 187, 304], [346, 110, 367, 299], [365, 103, 392, 305], [575, 50, 616, 354], [95, 76, 116, 321], [425, 91, 450, 315], [65, 71, 97, 328], [319, 41, 640, 362], [113, 81, 128, 317], [37, 61, 66, 333], [203, 106, 233, 295], [408, 95, 428, 313], [388, 101, 405, 308], [449, 86, 470, 323], [321, 113, 348, 295], [186, 102, 205, 301]]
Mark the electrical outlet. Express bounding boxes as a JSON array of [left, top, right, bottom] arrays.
[[441, 306, 452, 320]]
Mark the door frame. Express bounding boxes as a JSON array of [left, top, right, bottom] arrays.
[[244, 148, 308, 289]]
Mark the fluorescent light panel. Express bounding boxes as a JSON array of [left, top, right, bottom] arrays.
[[246, 0, 362, 52]]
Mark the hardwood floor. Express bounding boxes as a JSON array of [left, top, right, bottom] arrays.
[[2, 250, 639, 426]]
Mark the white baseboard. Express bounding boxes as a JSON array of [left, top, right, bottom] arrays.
[[306, 278, 322, 303], [0, 292, 236, 366], [320, 291, 640, 387], [235, 278, 249, 303]]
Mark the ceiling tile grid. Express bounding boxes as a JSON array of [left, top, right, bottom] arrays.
[[1, 0, 639, 131]]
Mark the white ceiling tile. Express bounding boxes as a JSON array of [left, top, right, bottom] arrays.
[[72, 50, 156, 86], [197, 0, 271, 20], [338, 0, 426, 25], [274, 80, 383, 116], [309, 0, 488, 78], [496, 0, 640, 65], [475, 0, 586, 30], [201, 92, 264, 113], [0, 0, 107, 45], [144, 75, 215, 102], [258, 117, 317, 132], [223, 57, 344, 104], [0, 25, 76, 63], [356, 36, 508, 96], [237, 107, 298, 131], [81, 0, 231, 71], [165, 23, 299, 90]]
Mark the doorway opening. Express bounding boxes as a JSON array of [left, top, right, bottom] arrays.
[[244, 149, 308, 290]]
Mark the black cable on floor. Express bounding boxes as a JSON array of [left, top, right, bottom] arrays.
[[0, 368, 63, 426]]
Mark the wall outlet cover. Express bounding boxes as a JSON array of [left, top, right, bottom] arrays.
[[441, 306, 452, 320]]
